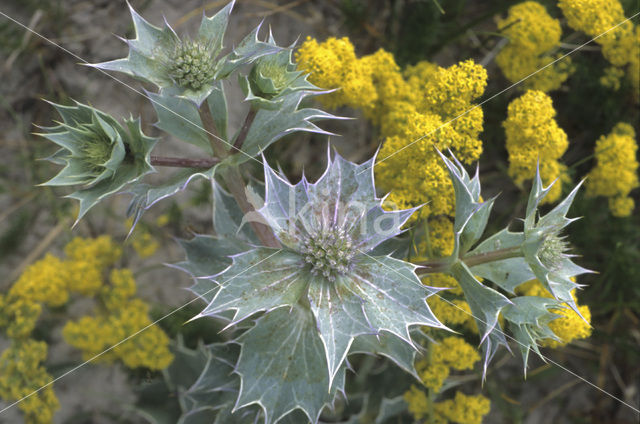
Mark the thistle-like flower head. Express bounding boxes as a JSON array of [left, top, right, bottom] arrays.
[[521, 165, 592, 314], [92, 1, 281, 105], [37, 101, 156, 222], [186, 150, 445, 423], [239, 33, 318, 110]]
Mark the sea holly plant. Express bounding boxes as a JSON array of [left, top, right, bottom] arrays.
[[31, 2, 596, 424], [415, 153, 592, 374], [37, 100, 157, 222]]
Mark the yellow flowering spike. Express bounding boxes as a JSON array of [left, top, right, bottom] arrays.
[[503, 90, 569, 203], [0, 340, 60, 424], [629, 26, 640, 100], [414, 336, 480, 392], [586, 122, 639, 217], [423, 272, 463, 296], [422, 59, 488, 119], [496, 2, 573, 92], [543, 304, 592, 348], [418, 361, 450, 392], [433, 391, 491, 424], [428, 297, 473, 327]]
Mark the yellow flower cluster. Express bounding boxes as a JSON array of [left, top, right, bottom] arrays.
[[295, 37, 378, 112], [503, 90, 569, 203], [496, 2, 573, 92], [404, 333, 488, 423], [558, 0, 635, 67], [0, 236, 173, 423], [296, 37, 487, 228], [404, 386, 490, 424], [517, 279, 592, 347], [0, 340, 59, 424], [433, 391, 491, 424], [558, 0, 638, 99], [63, 269, 173, 370], [586, 122, 639, 217], [416, 336, 480, 392]]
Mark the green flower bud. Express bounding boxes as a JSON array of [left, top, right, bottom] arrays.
[[239, 34, 320, 110], [38, 101, 157, 222]]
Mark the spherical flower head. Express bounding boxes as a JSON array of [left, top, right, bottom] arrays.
[[192, 150, 446, 387], [168, 39, 216, 90]]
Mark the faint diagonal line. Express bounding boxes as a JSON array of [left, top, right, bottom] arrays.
[[0, 249, 283, 416], [357, 249, 640, 414], [0, 10, 261, 165], [358, 11, 640, 175]]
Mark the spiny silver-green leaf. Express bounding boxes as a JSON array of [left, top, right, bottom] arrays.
[[212, 182, 260, 244], [194, 248, 308, 325], [437, 150, 494, 254], [126, 164, 218, 231], [503, 296, 562, 372], [349, 332, 421, 380], [234, 305, 345, 424], [308, 255, 445, 384], [468, 229, 533, 294], [451, 261, 512, 376], [230, 91, 343, 165]]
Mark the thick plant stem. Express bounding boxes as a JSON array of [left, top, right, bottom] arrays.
[[198, 100, 229, 159], [150, 156, 219, 168], [233, 108, 257, 151], [417, 246, 522, 275], [197, 101, 280, 248], [220, 166, 281, 248]]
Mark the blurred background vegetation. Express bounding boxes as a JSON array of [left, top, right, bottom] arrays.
[[0, 0, 638, 423]]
